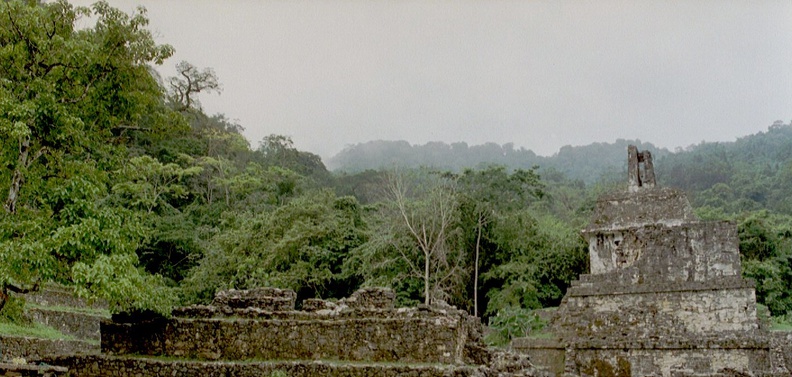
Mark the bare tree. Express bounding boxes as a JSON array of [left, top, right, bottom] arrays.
[[383, 170, 465, 305]]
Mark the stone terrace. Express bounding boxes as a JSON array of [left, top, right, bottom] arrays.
[[48, 287, 546, 377]]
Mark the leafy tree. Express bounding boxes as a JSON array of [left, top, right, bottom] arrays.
[[256, 135, 329, 182], [0, 0, 172, 213], [332, 169, 387, 205], [182, 190, 366, 304], [0, 0, 177, 313], [738, 214, 778, 261], [112, 155, 202, 214], [483, 213, 587, 314], [451, 166, 544, 316], [167, 61, 221, 113]]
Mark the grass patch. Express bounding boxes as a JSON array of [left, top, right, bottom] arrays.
[[768, 312, 792, 331], [0, 321, 76, 340], [770, 323, 792, 331], [770, 319, 792, 331]]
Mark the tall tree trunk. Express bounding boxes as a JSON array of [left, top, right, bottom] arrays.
[[424, 252, 431, 305], [474, 215, 483, 317], [5, 137, 30, 214]]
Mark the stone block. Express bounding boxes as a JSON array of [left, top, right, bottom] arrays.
[[211, 287, 296, 311], [341, 287, 395, 310], [301, 298, 338, 312]]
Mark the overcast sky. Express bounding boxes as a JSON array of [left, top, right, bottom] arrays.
[[69, 0, 792, 158]]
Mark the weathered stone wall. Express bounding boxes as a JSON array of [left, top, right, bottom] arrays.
[[584, 222, 741, 280], [102, 310, 477, 364], [585, 187, 696, 231], [24, 308, 105, 341], [340, 287, 396, 310], [46, 355, 490, 377], [510, 338, 564, 377], [59, 287, 543, 376], [557, 286, 759, 339], [769, 332, 792, 373], [0, 362, 68, 377], [0, 335, 97, 361], [568, 346, 774, 377]]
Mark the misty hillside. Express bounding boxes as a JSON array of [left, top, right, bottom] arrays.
[[327, 139, 669, 184], [656, 121, 792, 214], [327, 122, 792, 193]]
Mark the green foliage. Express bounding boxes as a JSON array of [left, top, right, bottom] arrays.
[[482, 214, 587, 315], [256, 135, 329, 183], [770, 313, 792, 331], [738, 213, 778, 261], [732, 212, 792, 317], [484, 307, 547, 347], [743, 257, 792, 316], [0, 0, 180, 315], [0, 295, 28, 325], [452, 166, 544, 315], [72, 253, 176, 315], [112, 155, 202, 214], [661, 122, 792, 217], [182, 190, 366, 304]]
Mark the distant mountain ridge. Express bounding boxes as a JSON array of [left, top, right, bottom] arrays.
[[327, 122, 792, 214], [327, 139, 669, 184]]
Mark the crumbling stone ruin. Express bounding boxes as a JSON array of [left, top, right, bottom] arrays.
[[627, 145, 655, 192], [513, 146, 791, 377], [46, 287, 547, 376]]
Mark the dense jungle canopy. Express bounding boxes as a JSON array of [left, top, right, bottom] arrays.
[[1, 1, 790, 334]]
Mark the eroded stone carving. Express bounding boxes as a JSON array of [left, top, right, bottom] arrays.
[[628, 145, 656, 192]]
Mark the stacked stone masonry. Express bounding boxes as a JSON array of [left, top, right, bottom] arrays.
[[46, 355, 492, 377], [45, 287, 545, 376], [0, 335, 97, 361], [24, 308, 104, 341], [211, 287, 296, 311], [102, 287, 482, 364], [101, 312, 473, 364]]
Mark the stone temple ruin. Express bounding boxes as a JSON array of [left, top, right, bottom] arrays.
[[514, 146, 792, 377], [45, 287, 544, 376]]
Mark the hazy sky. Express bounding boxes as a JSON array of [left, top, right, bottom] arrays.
[[69, 0, 792, 158]]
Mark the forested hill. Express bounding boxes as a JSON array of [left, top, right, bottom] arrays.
[[327, 139, 669, 183], [657, 121, 792, 215]]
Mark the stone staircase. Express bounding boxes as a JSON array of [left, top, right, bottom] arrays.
[[0, 286, 103, 363]]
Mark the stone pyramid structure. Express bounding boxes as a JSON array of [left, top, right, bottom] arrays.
[[552, 146, 786, 376]]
